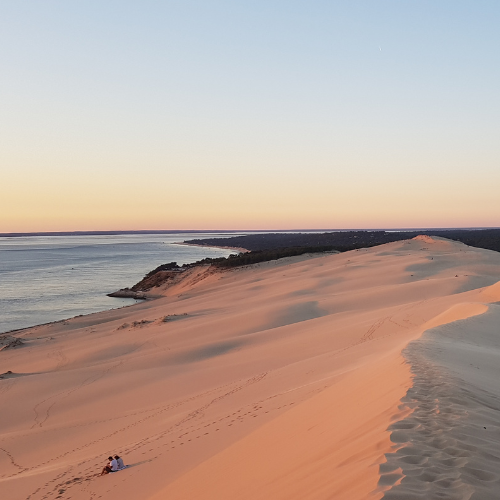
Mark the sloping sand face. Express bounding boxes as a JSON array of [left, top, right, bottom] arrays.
[[1, 237, 500, 500]]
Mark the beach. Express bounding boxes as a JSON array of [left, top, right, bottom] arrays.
[[1, 236, 500, 500]]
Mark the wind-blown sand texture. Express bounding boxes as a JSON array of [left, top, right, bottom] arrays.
[[1, 236, 500, 500]]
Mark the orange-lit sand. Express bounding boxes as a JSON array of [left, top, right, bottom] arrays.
[[1, 236, 500, 500]]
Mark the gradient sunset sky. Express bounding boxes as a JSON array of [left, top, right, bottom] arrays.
[[1, 1, 499, 232]]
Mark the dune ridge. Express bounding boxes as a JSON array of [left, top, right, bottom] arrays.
[[1, 237, 500, 500], [381, 303, 500, 499]]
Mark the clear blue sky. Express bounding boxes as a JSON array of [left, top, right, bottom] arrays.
[[1, 1, 499, 231]]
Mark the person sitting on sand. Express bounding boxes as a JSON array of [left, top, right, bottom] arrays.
[[114, 455, 125, 470], [101, 456, 118, 475]]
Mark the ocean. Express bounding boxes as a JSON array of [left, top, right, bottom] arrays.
[[0, 233, 242, 334]]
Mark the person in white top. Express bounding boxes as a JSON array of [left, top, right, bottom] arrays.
[[114, 455, 125, 470], [101, 456, 117, 475]]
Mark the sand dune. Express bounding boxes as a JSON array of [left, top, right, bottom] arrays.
[[1, 237, 500, 500]]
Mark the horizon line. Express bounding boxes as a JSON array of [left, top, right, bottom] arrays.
[[2, 227, 500, 238]]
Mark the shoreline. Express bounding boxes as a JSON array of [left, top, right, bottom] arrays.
[[0, 238, 240, 336], [0, 297, 145, 337]]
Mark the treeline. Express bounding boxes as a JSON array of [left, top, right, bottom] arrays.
[[209, 245, 341, 268], [143, 245, 342, 277], [185, 229, 500, 253], [440, 229, 500, 253]]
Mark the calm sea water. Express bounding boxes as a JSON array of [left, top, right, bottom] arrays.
[[0, 233, 242, 334]]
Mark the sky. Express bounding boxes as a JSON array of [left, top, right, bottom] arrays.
[[1, 1, 499, 232]]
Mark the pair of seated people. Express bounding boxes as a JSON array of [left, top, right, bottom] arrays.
[[101, 455, 126, 475]]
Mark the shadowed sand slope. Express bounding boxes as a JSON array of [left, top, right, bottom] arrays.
[[1, 237, 500, 500]]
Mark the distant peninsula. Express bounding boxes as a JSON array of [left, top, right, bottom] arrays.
[[184, 228, 500, 253]]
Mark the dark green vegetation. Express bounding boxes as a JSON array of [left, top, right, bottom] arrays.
[[186, 229, 500, 253], [145, 245, 339, 275]]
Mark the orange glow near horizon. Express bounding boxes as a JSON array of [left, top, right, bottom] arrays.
[[3, 198, 499, 234], [3, 156, 499, 232]]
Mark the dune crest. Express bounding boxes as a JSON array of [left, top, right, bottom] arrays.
[[479, 279, 500, 302], [419, 302, 489, 332], [412, 234, 438, 243]]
